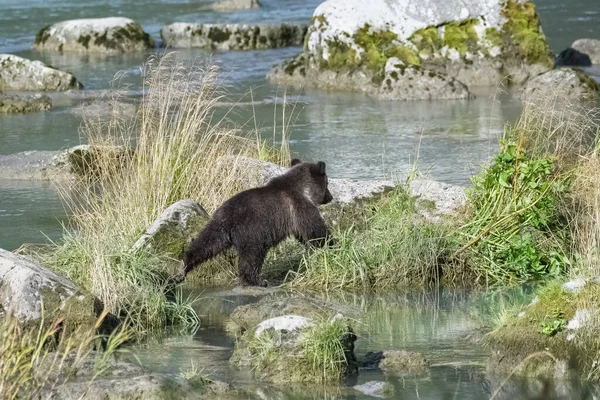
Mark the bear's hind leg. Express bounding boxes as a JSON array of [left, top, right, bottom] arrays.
[[237, 246, 267, 286]]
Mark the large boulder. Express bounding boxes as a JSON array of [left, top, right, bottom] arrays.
[[268, 0, 553, 99], [0, 54, 81, 91], [211, 0, 261, 12], [161, 23, 307, 51], [572, 38, 600, 65], [377, 57, 471, 100], [129, 200, 209, 258], [522, 68, 600, 105], [32, 18, 155, 54], [0, 93, 51, 113], [0, 249, 95, 328]]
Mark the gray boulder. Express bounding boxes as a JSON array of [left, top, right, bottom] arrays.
[[268, 0, 553, 99], [211, 0, 261, 12], [0, 93, 51, 113], [161, 23, 307, 50], [572, 38, 600, 65], [376, 58, 471, 100], [0, 248, 95, 327], [33, 17, 155, 54], [0, 54, 81, 91], [409, 178, 467, 221], [66, 144, 134, 177], [130, 200, 209, 258], [522, 68, 600, 104]]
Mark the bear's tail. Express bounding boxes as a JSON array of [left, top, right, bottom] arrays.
[[181, 221, 230, 276]]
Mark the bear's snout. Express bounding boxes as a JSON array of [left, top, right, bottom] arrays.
[[323, 189, 333, 204]]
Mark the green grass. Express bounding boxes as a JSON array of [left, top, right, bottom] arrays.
[[286, 186, 461, 290]]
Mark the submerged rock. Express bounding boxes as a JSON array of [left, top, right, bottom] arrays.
[[32, 17, 155, 54], [0, 93, 51, 113], [161, 23, 307, 50], [0, 54, 81, 91], [555, 48, 592, 68], [130, 200, 209, 258], [0, 248, 95, 328], [361, 350, 429, 376], [268, 0, 552, 99], [572, 38, 600, 65], [211, 0, 261, 12], [353, 381, 395, 398]]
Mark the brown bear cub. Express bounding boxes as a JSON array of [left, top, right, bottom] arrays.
[[173, 159, 334, 286]]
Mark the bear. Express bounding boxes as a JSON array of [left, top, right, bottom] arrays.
[[172, 158, 334, 286]]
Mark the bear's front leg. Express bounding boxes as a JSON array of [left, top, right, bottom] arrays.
[[237, 246, 267, 286]]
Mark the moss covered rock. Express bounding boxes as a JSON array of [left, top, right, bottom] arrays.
[[161, 23, 307, 51], [268, 0, 553, 99], [129, 200, 209, 259], [32, 17, 155, 54], [0, 54, 81, 91], [0, 93, 51, 113], [230, 313, 358, 383], [0, 248, 96, 330]]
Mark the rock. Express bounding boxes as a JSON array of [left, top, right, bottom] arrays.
[[327, 178, 395, 204], [32, 17, 155, 54], [66, 144, 134, 177], [562, 278, 587, 293], [566, 309, 596, 332], [130, 200, 209, 258], [231, 312, 358, 383], [45, 374, 192, 400], [0, 93, 51, 113], [376, 58, 471, 100], [268, 0, 552, 99], [41, 352, 243, 400], [255, 315, 313, 337], [409, 179, 467, 221], [0, 54, 81, 91], [572, 38, 600, 65], [160, 23, 307, 51], [522, 68, 600, 104], [0, 248, 95, 328], [0, 150, 68, 180], [353, 381, 395, 398], [227, 294, 359, 335], [555, 48, 592, 67], [361, 350, 429, 376], [211, 0, 261, 12]]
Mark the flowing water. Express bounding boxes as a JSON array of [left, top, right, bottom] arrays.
[[129, 286, 555, 399]]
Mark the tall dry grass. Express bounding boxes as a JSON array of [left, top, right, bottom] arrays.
[[0, 311, 130, 400], [49, 52, 289, 334]]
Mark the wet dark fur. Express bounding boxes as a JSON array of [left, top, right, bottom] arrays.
[[173, 159, 333, 286]]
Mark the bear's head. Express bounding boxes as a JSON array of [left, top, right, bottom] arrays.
[[291, 158, 333, 205]]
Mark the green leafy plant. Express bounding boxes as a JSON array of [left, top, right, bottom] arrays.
[[540, 309, 567, 336]]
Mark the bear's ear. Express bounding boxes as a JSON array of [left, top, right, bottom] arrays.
[[316, 161, 326, 175], [290, 158, 302, 167]]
